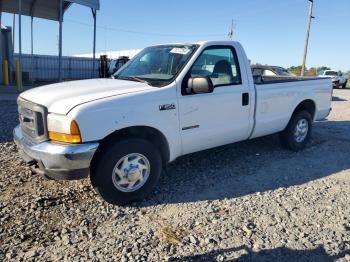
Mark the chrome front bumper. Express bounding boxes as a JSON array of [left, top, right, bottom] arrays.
[[13, 125, 99, 180]]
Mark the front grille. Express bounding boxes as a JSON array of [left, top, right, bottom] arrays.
[[18, 98, 48, 144]]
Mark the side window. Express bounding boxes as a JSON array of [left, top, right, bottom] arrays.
[[263, 70, 276, 76], [188, 47, 242, 87], [252, 69, 263, 76]]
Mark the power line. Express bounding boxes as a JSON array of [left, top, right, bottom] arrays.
[[65, 19, 225, 38]]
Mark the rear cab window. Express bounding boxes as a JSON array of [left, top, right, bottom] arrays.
[[325, 71, 337, 76]]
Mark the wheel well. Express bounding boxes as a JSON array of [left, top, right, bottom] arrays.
[[292, 99, 316, 119], [92, 126, 170, 166]]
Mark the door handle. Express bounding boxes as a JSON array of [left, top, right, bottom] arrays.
[[242, 93, 249, 106]]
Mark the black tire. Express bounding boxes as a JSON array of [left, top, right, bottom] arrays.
[[334, 81, 340, 89], [343, 80, 348, 89], [280, 110, 312, 151], [90, 138, 162, 206]]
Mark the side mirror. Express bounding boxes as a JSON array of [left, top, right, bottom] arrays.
[[186, 77, 214, 94]]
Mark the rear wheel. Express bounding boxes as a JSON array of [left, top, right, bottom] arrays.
[[334, 81, 340, 89], [280, 110, 312, 151], [91, 138, 162, 205], [343, 80, 348, 89]]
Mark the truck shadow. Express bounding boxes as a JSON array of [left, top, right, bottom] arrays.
[[168, 245, 349, 261], [332, 96, 347, 101], [142, 119, 350, 206]]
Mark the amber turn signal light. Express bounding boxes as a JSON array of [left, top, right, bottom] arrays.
[[49, 120, 81, 143]]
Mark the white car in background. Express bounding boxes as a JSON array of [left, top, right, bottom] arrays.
[[338, 71, 348, 88], [318, 70, 347, 89]]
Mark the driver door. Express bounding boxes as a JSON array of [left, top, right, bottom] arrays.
[[178, 46, 252, 155]]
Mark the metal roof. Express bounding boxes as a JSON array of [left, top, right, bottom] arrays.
[[0, 0, 100, 21]]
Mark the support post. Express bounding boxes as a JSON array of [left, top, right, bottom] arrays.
[[30, 0, 37, 83], [12, 14, 15, 84], [12, 14, 15, 51], [31, 16, 34, 82], [92, 8, 97, 78], [0, 9, 3, 85], [301, 0, 314, 76], [3, 60, 9, 86], [18, 0, 22, 89], [31, 18, 34, 56], [58, 0, 63, 82]]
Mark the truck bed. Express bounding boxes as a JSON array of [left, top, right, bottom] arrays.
[[253, 75, 321, 85], [250, 77, 332, 139]]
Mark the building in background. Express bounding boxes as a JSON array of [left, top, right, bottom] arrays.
[[74, 49, 142, 60]]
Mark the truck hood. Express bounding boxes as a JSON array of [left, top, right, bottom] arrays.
[[19, 79, 156, 114]]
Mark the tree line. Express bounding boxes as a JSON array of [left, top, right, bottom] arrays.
[[287, 66, 332, 76]]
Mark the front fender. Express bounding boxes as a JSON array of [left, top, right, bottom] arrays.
[[67, 85, 182, 161]]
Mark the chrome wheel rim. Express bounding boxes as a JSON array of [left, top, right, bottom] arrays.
[[294, 118, 309, 143], [112, 153, 150, 193]]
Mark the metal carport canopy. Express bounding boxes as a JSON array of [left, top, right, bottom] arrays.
[[0, 0, 100, 87], [0, 0, 100, 21]]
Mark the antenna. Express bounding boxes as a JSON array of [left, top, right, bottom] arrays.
[[228, 19, 235, 41]]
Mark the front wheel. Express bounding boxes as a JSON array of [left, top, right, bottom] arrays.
[[91, 138, 162, 206], [280, 110, 312, 151]]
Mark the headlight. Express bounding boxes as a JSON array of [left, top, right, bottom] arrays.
[[47, 114, 81, 143]]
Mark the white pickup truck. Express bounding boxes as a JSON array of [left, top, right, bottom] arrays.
[[14, 41, 332, 205], [318, 70, 348, 89]]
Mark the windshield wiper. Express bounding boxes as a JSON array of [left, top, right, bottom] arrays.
[[118, 76, 152, 86]]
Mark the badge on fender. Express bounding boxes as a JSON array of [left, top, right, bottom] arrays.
[[159, 104, 176, 111]]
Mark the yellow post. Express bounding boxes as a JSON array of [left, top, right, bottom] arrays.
[[3, 60, 9, 86], [16, 60, 21, 91]]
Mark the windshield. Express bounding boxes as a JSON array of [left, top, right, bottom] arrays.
[[114, 45, 198, 87], [325, 71, 337, 76]]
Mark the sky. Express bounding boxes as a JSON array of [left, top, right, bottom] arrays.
[[1, 0, 349, 71]]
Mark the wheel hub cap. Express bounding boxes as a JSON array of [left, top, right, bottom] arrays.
[[294, 118, 309, 143], [112, 153, 150, 193], [127, 168, 141, 182]]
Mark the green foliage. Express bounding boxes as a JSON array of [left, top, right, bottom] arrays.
[[288, 66, 331, 76]]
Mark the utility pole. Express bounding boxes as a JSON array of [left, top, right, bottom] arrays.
[[228, 19, 234, 41], [301, 0, 315, 76]]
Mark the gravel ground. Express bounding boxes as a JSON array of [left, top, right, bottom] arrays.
[[1, 90, 350, 261]]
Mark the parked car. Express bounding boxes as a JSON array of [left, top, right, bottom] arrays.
[[251, 65, 295, 77], [337, 71, 348, 88], [14, 41, 332, 205], [318, 70, 344, 88]]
